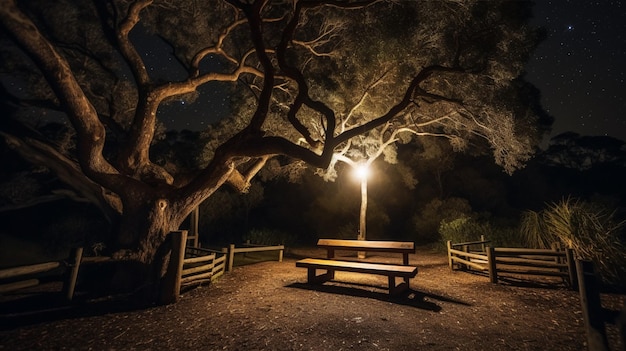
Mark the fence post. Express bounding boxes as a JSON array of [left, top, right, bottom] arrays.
[[189, 207, 200, 248], [576, 259, 610, 351], [565, 248, 577, 290], [278, 247, 284, 263], [160, 230, 187, 305], [227, 244, 235, 272], [462, 245, 469, 270], [446, 241, 453, 270], [480, 235, 486, 253], [617, 304, 626, 351], [487, 246, 497, 284], [62, 247, 83, 301]]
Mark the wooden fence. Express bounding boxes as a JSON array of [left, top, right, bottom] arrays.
[[160, 230, 285, 304], [446, 239, 577, 288], [0, 247, 83, 301], [183, 246, 226, 287], [576, 260, 626, 351], [2, 230, 285, 305], [448, 240, 625, 350], [222, 242, 284, 272]]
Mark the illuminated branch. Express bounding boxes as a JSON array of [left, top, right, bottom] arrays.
[[189, 8, 287, 76], [226, 155, 272, 192], [343, 70, 389, 130], [276, 1, 335, 154], [292, 18, 344, 57], [336, 64, 465, 145], [239, 0, 276, 133], [190, 17, 248, 73], [321, 0, 383, 10], [116, 0, 153, 86], [114, 0, 169, 177]]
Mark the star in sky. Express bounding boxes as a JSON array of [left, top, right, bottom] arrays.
[[130, 26, 229, 130], [526, 0, 626, 142]]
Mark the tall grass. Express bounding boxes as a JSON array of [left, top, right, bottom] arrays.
[[521, 197, 626, 287], [520, 210, 554, 249]]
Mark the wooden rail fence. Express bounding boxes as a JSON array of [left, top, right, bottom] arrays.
[[576, 260, 626, 351], [446, 239, 577, 288], [160, 230, 285, 304], [0, 247, 83, 301], [2, 230, 285, 306], [222, 242, 284, 272], [183, 246, 226, 287], [181, 241, 285, 292], [448, 240, 625, 350]]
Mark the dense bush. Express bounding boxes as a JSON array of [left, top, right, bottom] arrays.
[[438, 215, 522, 249], [412, 197, 472, 244], [521, 197, 626, 287]]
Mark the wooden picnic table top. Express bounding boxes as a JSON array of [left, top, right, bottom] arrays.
[[317, 239, 415, 253]]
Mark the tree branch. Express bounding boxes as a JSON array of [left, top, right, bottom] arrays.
[[0, 126, 121, 221], [276, 1, 335, 155], [226, 155, 272, 192], [336, 64, 466, 145], [116, 0, 153, 86], [0, 0, 120, 187]]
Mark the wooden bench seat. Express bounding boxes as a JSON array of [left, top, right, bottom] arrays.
[[296, 239, 418, 295]]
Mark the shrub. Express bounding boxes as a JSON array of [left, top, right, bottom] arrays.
[[438, 216, 478, 245], [521, 197, 626, 287], [438, 215, 522, 249], [243, 228, 296, 246], [412, 197, 472, 244]]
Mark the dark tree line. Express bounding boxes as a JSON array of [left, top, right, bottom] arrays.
[[185, 132, 626, 246]]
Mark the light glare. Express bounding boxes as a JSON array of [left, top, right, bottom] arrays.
[[355, 164, 369, 180]]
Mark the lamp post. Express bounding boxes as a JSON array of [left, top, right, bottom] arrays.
[[355, 163, 369, 259]]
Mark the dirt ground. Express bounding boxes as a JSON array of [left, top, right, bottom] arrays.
[[1, 247, 624, 351]]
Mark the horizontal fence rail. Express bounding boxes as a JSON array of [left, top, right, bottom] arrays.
[[182, 247, 226, 286], [487, 246, 576, 286], [446, 240, 577, 288], [222, 243, 285, 272], [3, 232, 284, 306], [0, 247, 83, 300], [161, 230, 286, 304]]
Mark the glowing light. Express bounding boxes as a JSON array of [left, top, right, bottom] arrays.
[[355, 164, 369, 180]]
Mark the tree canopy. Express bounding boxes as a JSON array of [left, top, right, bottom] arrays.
[[1, 0, 548, 296]]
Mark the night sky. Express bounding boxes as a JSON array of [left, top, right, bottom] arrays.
[[153, 1, 626, 143], [526, 0, 626, 141]]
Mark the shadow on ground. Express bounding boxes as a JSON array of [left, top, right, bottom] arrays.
[[286, 280, 473, 312], [454, 268, 574, 290], [0, 291, 144, 331]]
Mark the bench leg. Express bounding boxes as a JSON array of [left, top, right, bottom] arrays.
[[388, 276, 409, 295], [307, 268, 334, 284]]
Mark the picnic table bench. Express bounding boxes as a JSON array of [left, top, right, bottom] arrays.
[[296, 239, 418, 295]]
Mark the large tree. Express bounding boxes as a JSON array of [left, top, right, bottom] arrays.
[[0, 0, 546, 294]]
